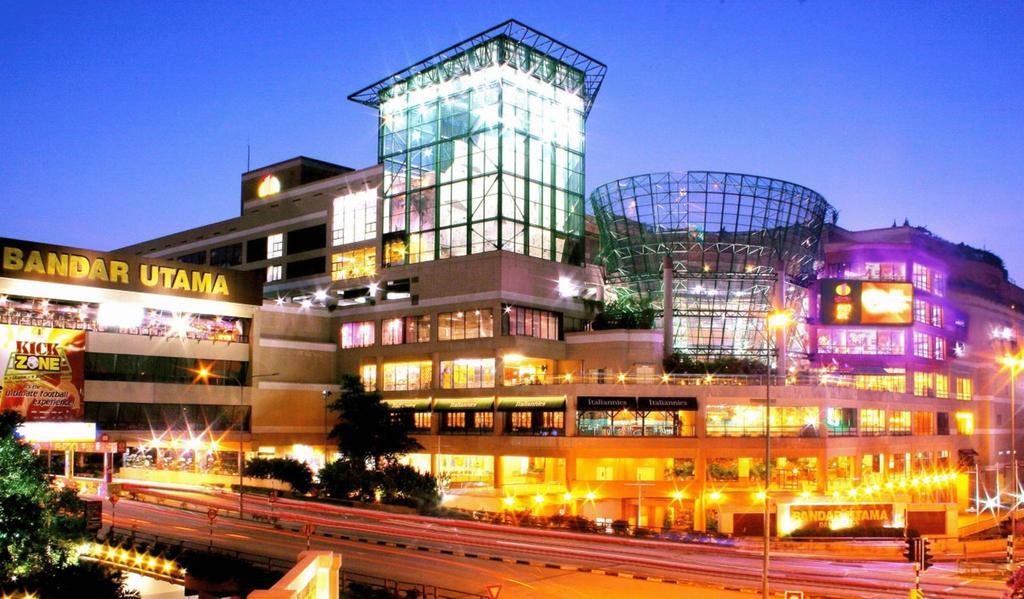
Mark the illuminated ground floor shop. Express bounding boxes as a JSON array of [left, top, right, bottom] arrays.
[[395, 437, 969, 537]]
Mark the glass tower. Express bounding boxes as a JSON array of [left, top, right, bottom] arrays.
[[350, 20, 605, 266]]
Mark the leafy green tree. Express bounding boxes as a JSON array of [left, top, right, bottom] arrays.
[[244, 457, 315, 494], [328, 375, 422, 469], [0, 410, 136, 598], [0, 410, 84, 579]]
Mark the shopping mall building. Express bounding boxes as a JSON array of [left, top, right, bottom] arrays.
[[4, 20, 1022, 537]]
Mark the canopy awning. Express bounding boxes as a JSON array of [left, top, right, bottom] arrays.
[[382, 398, 432, 411], [432, 397, 495, 412], [497, 396, 566, 411], [576, 396, 637, 411]]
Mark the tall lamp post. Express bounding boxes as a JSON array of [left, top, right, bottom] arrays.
[[763, 309, 791, 599], [197, 367, 278, 519], [1000, 353, 1024, 539], [322, 389, 333, 468]]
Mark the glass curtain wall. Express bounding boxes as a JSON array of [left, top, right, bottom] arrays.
[[378, 40, 587, 265]]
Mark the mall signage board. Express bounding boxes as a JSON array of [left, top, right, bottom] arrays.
[[0, 237, 263, 305], [819, 279, 913, 326], [0, 325, 85, 421], [789, 503, 893, 528]]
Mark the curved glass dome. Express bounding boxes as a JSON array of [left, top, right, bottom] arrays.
[[590, 171, 833, 359]]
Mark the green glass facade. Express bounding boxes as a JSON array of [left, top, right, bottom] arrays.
[[352, 23, 605, 266]]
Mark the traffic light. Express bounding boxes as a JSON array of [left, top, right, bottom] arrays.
[[919, 537, 934, 571], [903, 536, 918, 563]]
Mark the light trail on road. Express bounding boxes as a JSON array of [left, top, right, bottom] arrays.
[[107, 485, 1007, 598]]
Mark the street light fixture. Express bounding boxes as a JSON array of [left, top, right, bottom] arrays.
[[763, 308, 792, 599], [1000, 353, 1024, 540], [322, 389, 333, 467], [196, 366, 278, 518]]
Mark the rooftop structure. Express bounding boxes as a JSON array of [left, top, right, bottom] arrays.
[[590, 171, 833, 360]]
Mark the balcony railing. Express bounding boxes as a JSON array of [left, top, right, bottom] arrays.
[[704, 424, 819, 438], [509, 372, 898, 388]]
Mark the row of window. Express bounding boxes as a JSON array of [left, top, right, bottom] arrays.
[[817, 327, 950, 360], [84, 401, 251, 432], [381, 401, 972, 439], [176, 226, 325, 268], [85, 353, 248, 385], [342, 305, 563, 349], [828, 261, 946, 297]]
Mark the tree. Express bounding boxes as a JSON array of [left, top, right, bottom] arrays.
[[328, 375, 422, 469], [244, 457, 315, 494], [0, 410, 136, 598]]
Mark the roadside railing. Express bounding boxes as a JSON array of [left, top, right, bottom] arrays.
[[108, 529, 487, 598]]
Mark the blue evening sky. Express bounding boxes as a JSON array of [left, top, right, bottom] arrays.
[[2, 2, 1022, 277]]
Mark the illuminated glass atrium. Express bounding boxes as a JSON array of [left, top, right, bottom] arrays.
[[349, 20, 606, 266], [591, 171, 834, 360]]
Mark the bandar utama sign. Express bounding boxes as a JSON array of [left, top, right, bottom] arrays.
[[0, 237, 263, 305]]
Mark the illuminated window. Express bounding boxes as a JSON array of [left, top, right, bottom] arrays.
[[955, 411, 974, 435], [331, 247, 376, 281], [912, 264, 930, 293], [341, 321, 375, 349], [817, 328, 905, 355], [438, 309, 494, 340], [935, 373, 949, 398], [913, 372, 935, 397], [360, 364, 377, 391], [863, 262, 906, 281], [502, 355, 553, 386], [913, 300, 928, 324], [267, 233, 284, 259], [887, 410, 911, 435], [859, 409, 886, 436], [704, 405, 818, 437], [931, 305, 943, 327], [266, 264, 282, 282], [501, 304, 561, 340], [440, 358, 495, 389], [826, 407, 858, 436], [933, 272, 946, 297], [333, 187, 378, 246], [913, 331, 931, 359], [382, 314, 431, 345], [854, 373, 906, 393], [956, 377, 973, 401], [912, 412, 934, 435], [381, 361, 432, 391], [934, 337, 946, 361]]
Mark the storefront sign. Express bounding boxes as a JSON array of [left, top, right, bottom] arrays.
[[576, 396, 636, 411], [433, 397, 495, 411], [0, 237, 263, 305], [382, 398, 432, 411], [497, 396, 566, 411], [0, 325, 85, 421], [637, 397, 698, 411], [789, 503, 893, 527], [819, 279, 913, 326]]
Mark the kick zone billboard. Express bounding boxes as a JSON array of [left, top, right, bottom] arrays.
[[0, 325, 85, 421]]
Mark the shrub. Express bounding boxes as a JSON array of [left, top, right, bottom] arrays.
[[787, 524, 914, 538]]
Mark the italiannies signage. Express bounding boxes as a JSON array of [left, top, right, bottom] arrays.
[[0, 325, 85, 421], [0, 237, 263, 305]]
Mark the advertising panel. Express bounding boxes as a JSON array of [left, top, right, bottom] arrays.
[[0, 325, 85, 421], [819, 280, 913, 326]]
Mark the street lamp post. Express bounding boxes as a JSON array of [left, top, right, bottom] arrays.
[[1000, 353, 1024, 541], [197, 367, 278, 519], [322, 389, 333, 467], [763, 309, 791, 599]]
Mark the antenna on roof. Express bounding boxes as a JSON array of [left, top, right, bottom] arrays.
[[246, 140, 251, 171]]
